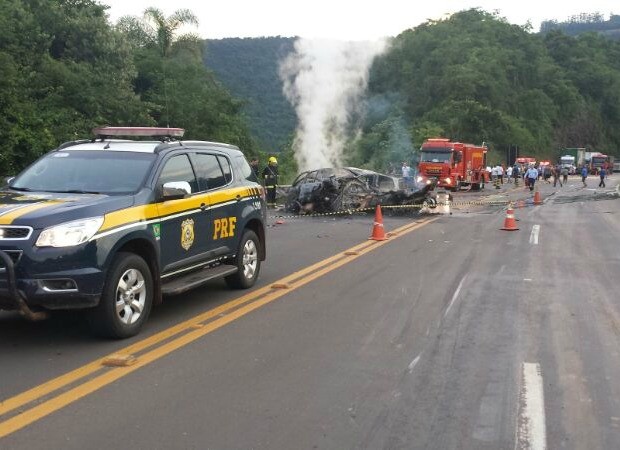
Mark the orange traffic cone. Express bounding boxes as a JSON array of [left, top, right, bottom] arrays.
[[369, 205, 388, 241], [533, 188, 542, 205], [501, 204, 519, 231]]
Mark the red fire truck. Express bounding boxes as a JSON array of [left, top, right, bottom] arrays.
[[417, 138, 488, 191], [516, 157, 536, 166], [589, 152, 610, 174]]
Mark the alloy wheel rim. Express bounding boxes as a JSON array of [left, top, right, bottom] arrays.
[[115, 268, 146, 325], [242, 239, 258, 279]]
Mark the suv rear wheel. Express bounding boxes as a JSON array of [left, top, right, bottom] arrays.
[[89, 252, 153, 338], [225, 230, 260, 289]]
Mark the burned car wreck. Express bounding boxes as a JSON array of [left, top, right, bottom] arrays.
[[284, 167, 437, 214]]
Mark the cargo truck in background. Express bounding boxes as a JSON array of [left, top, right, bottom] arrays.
[[561, 148, 616, 173], [559, 155, 576, 174], [589, 153, 610, 174], [561, 148, 586, 168], [417, 138, 488, 191]]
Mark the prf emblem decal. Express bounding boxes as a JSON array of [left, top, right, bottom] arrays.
[[213, 217, 236, 240], [181, 218, 195, 250]]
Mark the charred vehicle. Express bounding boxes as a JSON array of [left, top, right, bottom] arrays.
[[284, 167, 437, 214]]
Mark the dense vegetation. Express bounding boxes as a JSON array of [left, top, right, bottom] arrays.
[[0, 0, 257, 174], [541, 13, 620, 39], [2, 3, 619, 179], [204, 37, 296, 152], [348, 9, 620, 168]]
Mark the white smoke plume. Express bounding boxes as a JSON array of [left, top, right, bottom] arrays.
[[279, 38, 387, 171]]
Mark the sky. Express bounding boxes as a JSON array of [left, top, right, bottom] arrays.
[[100, 0, 617, 40]]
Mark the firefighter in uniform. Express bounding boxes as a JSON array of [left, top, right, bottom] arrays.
[[263, 156, 279, 206]]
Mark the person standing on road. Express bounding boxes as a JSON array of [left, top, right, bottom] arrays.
[[599, 166, 606, 188], [401, 161, 412, 189], [525, 165, 538, 192], [262, 156, 279, 206], [250, 157, 260, 179], [561, 165, 568, 185], [543, 165, 552, 183], [581, 165, 588, 187], [513, 164, 520, 186], [506, 165, 513, 183], [553, 164, 563, 187]]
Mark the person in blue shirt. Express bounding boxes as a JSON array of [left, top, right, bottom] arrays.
[[599, 167, 606, 188], [525, 166, 538, 191], [581, 165, 588, 187]]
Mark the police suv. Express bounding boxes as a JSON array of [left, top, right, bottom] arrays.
[[0, 127, 266, 338]]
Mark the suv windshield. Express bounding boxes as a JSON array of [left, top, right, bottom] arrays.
[[11, 151, 157, 194]]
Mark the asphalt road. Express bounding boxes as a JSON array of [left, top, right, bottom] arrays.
[[1, 174, 619, 449]]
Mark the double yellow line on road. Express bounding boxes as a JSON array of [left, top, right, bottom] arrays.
[[0, 217, 437, 438]]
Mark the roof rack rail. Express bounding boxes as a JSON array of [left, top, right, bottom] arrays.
[[56, 139, 93, 150], [92, 127, 185, 139]]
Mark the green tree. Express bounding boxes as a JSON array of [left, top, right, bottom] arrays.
[[354, 8, 620, 166], [0, 0, 150, 172], [117, 8, 201, 57], [115, 7, 257, 153]]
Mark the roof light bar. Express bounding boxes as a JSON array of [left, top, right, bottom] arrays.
[[92, 127, 185, 138]]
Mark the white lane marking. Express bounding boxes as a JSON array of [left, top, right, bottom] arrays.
[[529, 225, 540, 245], [517, 363, 547, 450], [444, 274, 468, 318], [408, 354, 421, 373]]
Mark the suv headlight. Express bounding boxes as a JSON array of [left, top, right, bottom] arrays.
[[36, 217, 104, 248]]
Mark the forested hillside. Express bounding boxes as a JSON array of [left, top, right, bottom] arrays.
[[204, 37, 296, 152], [0, 0, 257, 173], [2, 3, 619, 176], [348, 9, 620, 168], [541, 13, 620, 40]]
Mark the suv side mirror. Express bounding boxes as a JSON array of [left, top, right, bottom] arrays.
[[162, 181, 191, 200]]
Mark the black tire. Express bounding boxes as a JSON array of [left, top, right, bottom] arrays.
[[225, 230, 261, 289], [331, 179, 369, 211], [423, 197, 438, 209], [88, 252, 153, 339]]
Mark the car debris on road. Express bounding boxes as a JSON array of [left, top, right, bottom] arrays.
[[283, 167, 438, 214]]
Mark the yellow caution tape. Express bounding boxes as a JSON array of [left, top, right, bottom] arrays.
[[270, 198, 515, 220]]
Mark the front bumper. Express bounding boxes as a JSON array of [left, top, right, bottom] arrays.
[[0, 250, 102, 316]]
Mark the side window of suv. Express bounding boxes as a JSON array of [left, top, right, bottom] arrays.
[[217, 155, 233, 183], [235, 155, 256, 182], [158, 154, 198, 193], [192, 153, 227, 191]]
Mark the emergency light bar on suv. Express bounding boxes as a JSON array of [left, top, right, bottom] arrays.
[[92, 126, 185, 138]]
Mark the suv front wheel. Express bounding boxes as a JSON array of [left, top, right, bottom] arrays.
[[89, 252, 153, 338], [225, 230, 261, 289]]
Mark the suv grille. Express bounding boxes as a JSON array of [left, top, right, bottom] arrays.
[[0, 226, 33, 240]]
